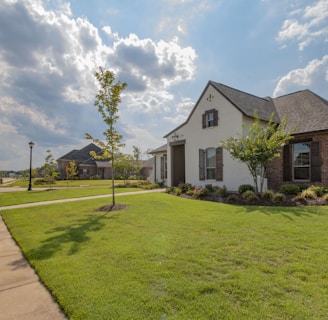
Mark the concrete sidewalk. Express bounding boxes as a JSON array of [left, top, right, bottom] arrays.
[[0, 216, 67, 319]]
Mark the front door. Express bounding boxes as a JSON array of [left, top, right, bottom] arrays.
[[172, 144, 185, 186]]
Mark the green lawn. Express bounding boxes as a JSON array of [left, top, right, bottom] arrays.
[[0, 187, 141, 206], [2, 193, 328, 319], [0, 179, 124, 188]]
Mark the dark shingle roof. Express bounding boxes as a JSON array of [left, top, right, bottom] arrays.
[[164, 81, 328, 140], [273, 89, 328, 134], [210, 81, 279, 122], [57, 143, 103, 165]]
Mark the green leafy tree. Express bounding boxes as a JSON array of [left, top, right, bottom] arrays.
[[114, 153, 137, 185], [132, 145, 143, 176], [221, 113, 294, 193], [43, 149, 58, 189], [85, 66, 127, 205], [66, 161, 78, 181]]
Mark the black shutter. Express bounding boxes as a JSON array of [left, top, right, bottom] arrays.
[[216, 147, 223, 181], [199, 149, 205, 180], [202, 114, 206, 129], [283, 144, 291, 181], [311, 141, 321, 182], [160, 156, 164, 180], [214, 110, 218, 126]]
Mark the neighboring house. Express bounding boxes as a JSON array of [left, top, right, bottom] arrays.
[[149, 144, 167, 185], [57, 143, 112, 179], [151, 81, 328, 191]]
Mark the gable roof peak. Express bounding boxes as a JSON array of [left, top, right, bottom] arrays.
[[209, 81, 279, 122]]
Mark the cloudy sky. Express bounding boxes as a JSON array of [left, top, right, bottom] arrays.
[[0, 0, 327, 171]]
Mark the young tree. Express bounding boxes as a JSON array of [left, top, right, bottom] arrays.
[[66, 161, 78, 181], [132, 145, 143, 176], [114, 153, 136, 185], [221, 113, 294, 193], [43, 149, 58, 189], [85, 66, 127, 205]]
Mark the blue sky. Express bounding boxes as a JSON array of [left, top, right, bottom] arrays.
[[0, 0, 327, 170]]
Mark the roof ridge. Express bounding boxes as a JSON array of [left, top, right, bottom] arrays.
[[209, 80, 270, 101]]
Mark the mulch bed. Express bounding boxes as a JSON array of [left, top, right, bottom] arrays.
[[95, 204, 128, 212], [182, 193, 328, 207]]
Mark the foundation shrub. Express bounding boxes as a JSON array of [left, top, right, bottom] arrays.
[[238, 184, 255, 194], [262, 190, 274, 201], [307, 185, 328, 197], [242, 190, 256, 200], [300, 189, 317, 199], [246, 193, 260, 205], [280, 184, 300, 195], [272, 192, 286, 203]]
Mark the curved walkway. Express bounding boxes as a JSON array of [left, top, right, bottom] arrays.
[[0, 189, 164, 319]]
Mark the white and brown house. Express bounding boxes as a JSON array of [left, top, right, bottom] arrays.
[[150, 81, 328, 191]]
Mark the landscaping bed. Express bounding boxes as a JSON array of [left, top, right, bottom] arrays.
[[166, 183, 328, 207]]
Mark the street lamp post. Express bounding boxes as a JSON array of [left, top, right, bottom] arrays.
[[27, 141, 34, 191]]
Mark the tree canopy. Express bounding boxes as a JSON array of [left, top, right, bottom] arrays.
[[85, 66, 127, 205], [221, 113, 294, 193]]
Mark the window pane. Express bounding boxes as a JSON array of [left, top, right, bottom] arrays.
[[294, 167, 310, 180], [294, 152, 309, 166], [206, 148, 216, 167], [207, 112, 214, 127], [207, 168, 216, 179]]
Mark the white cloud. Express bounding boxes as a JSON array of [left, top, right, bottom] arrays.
[[273, 55, 328, 96], [0, 0, 197, 169], [277, 0, 328, 50]]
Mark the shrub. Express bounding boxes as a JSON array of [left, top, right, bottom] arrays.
[[262, 190, 274, 201], [280, 184, 300, 195], [178, 183, 193, 193], [238, 184, 255, 194], [33, 178, 44, 185], [187, 187, 207, 199], [242, 190, 256, 200], [140, 183, 160, 190], [165, 187, 175, 194], [322, 194, 328, 203], [294, 194, 307, 205], [272, 193, 286, 203], [216, 185, 227, 197], [173, 187, 182, 196], [307, 185, 328, 197], [226, 195, 238, 204], [205, 184, 214, 192], [246, 193, 260, 205], [300, 189, 317, 199]]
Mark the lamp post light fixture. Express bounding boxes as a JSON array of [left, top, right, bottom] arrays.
[[27, 141, 34, 191]]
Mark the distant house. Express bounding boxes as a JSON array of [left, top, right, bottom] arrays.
[[57, 143, 112, 179], [150, 81, 328, 191], [57, 143, 154, 181]]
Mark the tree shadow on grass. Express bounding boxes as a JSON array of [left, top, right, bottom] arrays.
[[239, 204, 328, 221], [27, 212, 119, 260]]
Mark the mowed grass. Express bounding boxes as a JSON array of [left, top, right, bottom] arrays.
[[2, 193, 328, 319], [0, 187, 141, 206]]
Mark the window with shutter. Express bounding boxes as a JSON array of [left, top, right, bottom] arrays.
[[216, 147, 223, 181], [283, 144, 291, 181], [199, 149, 205, 180], [202, 109, 218, 129], [311, 141, 321, 182], [285, 140, 321, 182]]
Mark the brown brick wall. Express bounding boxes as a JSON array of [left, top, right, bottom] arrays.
[[267, 132, 328, 191]]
